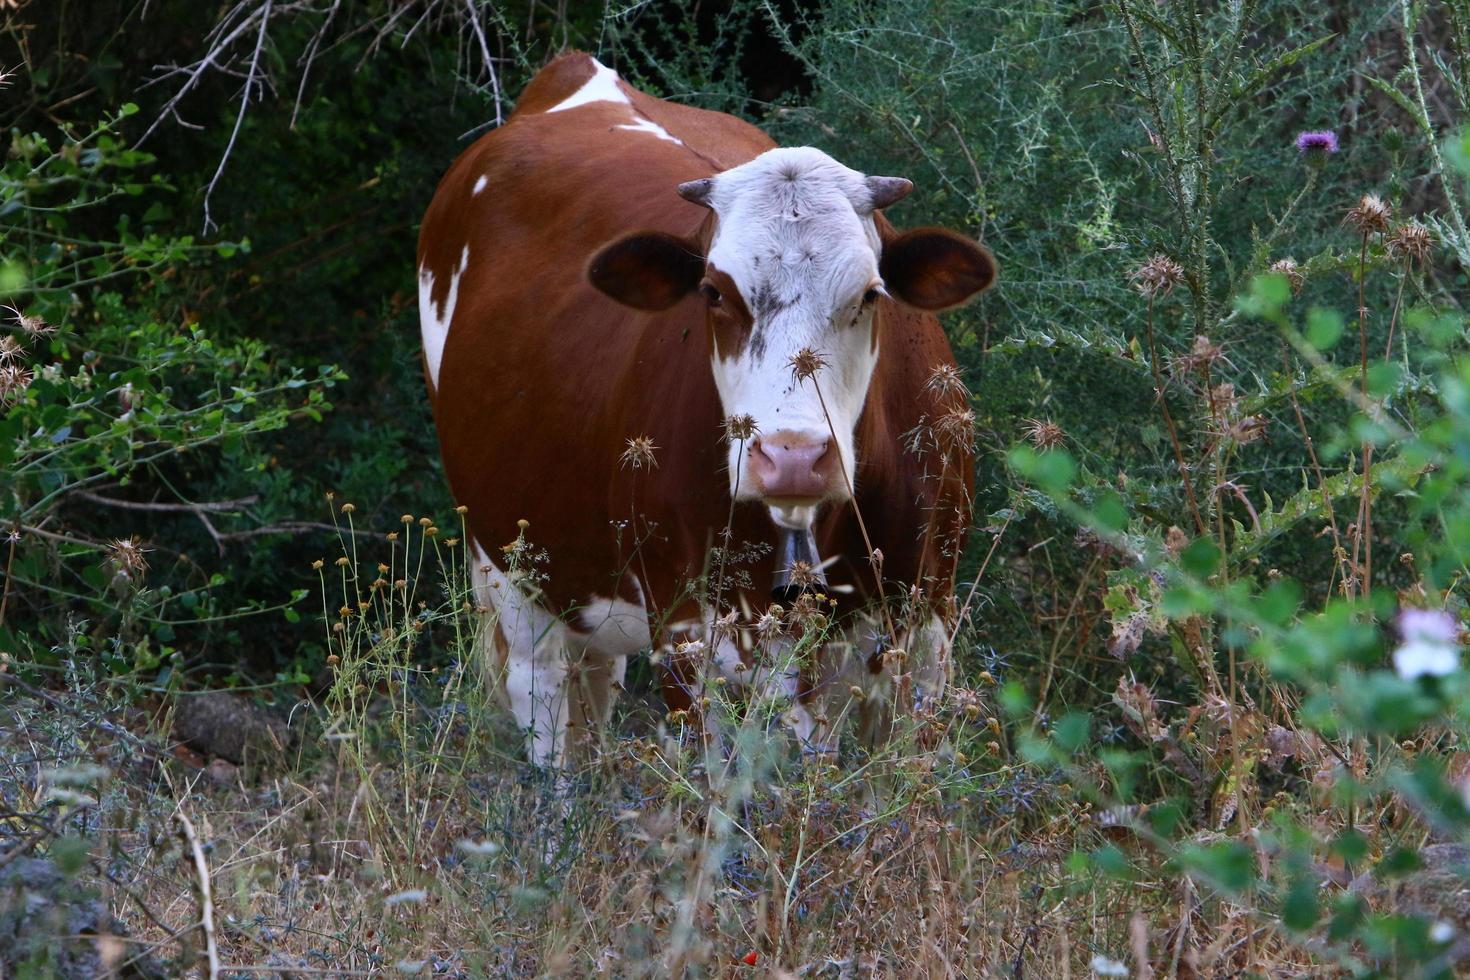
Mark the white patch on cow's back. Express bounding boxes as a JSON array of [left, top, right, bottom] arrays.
[[547, 58, 631, 114], [418, 245, 469, 388], [614, 117, 683, 145], [472, 175, 488, 195]]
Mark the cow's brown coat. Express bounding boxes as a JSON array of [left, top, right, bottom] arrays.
[[419, 51, 977, 740]]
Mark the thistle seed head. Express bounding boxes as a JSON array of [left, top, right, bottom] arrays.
[[933, 407, 977, 453], [0, 364, 33, 402], [924, 363, 969, 401], [107, 536, 150, 579], [620, 435, 659, 471], [1344, 194, 1391, 236], [1386, 222, 1434, 264], [723, 414, 758, 442], [1129, 255, 1185, 298], [1268, 258, 1304, 293], [788, 347, 828, 381], [1169, 335, 1230, 378], [2, 306, 53, 338], [1021, 417, 1065, 450], [0, 335, 24, 365]]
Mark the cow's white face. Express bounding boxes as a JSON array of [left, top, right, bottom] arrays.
[[698, 149, 886, 527], [590, 146, 996, 530]]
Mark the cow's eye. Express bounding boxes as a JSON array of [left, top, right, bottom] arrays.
[[862, 285, 882, 306], [700, 282, 723, 306]]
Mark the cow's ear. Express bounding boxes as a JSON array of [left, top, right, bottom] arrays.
[[588, 232, 704, 311], [880, 228, 996, 311]]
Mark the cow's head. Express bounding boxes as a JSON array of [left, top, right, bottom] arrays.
[[588, 147, 995, 529]]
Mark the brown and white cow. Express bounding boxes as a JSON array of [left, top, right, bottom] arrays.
[[418, 52, 994, 768]]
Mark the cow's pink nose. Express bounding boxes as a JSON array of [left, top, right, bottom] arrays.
[[749, 430, 838, 499]]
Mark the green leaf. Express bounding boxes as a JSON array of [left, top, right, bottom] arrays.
[[1306, 307, 1345, 350], [1178, 839, 1256, 894], [1052, 712, 1090, 755], [1281, 875, 1320, 932], [51, 835, 91, 876], [1180, 537, 1221, 578]]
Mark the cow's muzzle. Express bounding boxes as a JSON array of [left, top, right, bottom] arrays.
[[749, 429, 841, 502]]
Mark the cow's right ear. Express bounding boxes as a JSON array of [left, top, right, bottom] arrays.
[[588, 232, 705, 311]]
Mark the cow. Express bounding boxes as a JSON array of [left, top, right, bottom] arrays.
[[417, 52, 994, 769]]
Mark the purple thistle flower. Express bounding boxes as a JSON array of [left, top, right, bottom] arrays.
[[1295, 130, 1340, 154]]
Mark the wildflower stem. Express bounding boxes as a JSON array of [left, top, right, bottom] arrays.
[[1285, 348, 1349, 596], [0, 522, 16, 630], [1354, 231, 1373, 606], [808, 375, 901, 668], [1144, 296, 1207, 535], [1400, 0, 1470, 262]]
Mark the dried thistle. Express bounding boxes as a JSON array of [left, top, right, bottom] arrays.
[[1129, 255, 1185, 299], [932, 407, 976, 452], [0, 335, 23, 366], [754, 606, 785, 641], [0, 364, 33, 402], [1208, 382, 1239, 418], [924, 363, 969, 401], [1216, 414, 1269, 446], [1268, 258, 1304, 293], [1169, 335, 1230, 378], [2, 305, 54, 337], [107, 536, 150, 579], [1386, 222, 1434, 265], [1021, 417, 1065, 450], [711, 610, 740, 644], [674, 638, 708, 661], [620, 435, 659, 471], [788, 347, 828, 381], [787, 560, 819, 590], [1344, 194, 1391, 236], [723, 414, 757, 442]]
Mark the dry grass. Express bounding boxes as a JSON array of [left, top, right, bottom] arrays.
[[0, 510, 1346, 978], [0, 673, 1338, 978]]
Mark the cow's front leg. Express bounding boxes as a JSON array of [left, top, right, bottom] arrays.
[[760, 638, 836, 760], [470, 540, 574, 769], [505, 637, 571, 768]]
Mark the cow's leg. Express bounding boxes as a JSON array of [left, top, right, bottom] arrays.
[[505, 638, 572, 767], [906, 612, 953, 710], [471, 541, 573, 768], [744, 635, 835, 758], [576, 586, 648, 736], [851, 612, 954, 746]]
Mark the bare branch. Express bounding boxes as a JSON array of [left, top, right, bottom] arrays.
[[176, 809, 221, 980], [462, 0, 504, 126], [203, 0, 274, 234], [72, 490, 260, 514]]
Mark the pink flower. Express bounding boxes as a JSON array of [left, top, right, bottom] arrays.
[[1295, 130, 1340, 154]]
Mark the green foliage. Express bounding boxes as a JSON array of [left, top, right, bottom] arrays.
[[0, 105, 342, 667]]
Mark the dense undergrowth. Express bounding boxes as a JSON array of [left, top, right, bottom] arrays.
[[4, 0, 1470, 975]]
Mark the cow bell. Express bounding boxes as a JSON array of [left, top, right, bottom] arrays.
[[772, 526, 827, 605]]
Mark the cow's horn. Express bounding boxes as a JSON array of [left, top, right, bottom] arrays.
[[866, 175, 913, 211], [677, 178, 715, 207]]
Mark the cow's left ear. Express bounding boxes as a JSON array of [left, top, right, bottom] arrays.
[[880, 228, 996, 311], [588, 232, 705, 311]]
